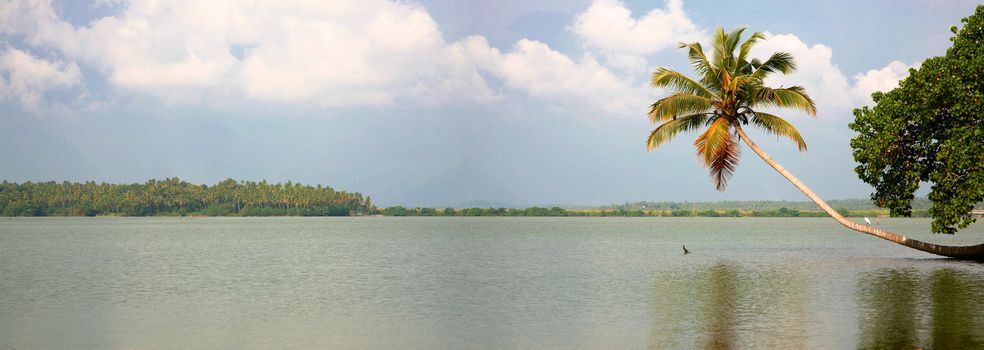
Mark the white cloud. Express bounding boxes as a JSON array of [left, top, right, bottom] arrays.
[[0, 0, 913, 120], [429, 36, 651, 115], [751, 33, 918, 120], [0, 0, 73, 46], [852, 61, 915, 102], [753, 33, 855, 111], [0, 47, 80, 108], [571, 0, 703, 56], [234, 2, 453, 106], [0, 0, 661, 116], [492, 39, 650, 115], [405, 36, 504, 106], [570, 0, 704, 76], [1, 0, 500, 106]]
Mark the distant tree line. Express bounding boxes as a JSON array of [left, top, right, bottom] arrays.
[[598, 198, 936, 212], [377, 206, 920, 218], [381, 206, 575, 217], [0, 178, 373, 217], [1, 178, 948, 218]]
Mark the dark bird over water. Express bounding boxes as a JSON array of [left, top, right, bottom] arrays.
[[683, 245, 690, 254]]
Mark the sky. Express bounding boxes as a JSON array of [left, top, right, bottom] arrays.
[[0, 0, 978, 207]]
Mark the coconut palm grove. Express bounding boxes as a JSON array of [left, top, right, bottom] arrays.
[[0, 178, 374, 216]]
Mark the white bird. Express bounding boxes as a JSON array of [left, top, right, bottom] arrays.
[[864, 217, 872, 225]]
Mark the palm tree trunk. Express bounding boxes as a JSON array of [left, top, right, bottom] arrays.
[[734, 125, 984, 260]]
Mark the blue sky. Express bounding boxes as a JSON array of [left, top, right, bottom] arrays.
[[0, 0, 978, 207]]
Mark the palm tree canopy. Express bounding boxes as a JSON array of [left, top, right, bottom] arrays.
[[647, 27, 816, 191]]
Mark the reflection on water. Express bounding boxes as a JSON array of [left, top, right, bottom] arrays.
[[649, 263, 809, 349], [858, 267, 984, 349], [2, 217, 984, 349], [701, 264, 738, 350], [930, 269, 984, 349], [857, 269, 921, 349], [651, 263, 984, 350]]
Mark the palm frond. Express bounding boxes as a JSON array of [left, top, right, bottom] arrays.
[[707, 132, 741, 191], [736, 32, 766, 67], [750, 51, 796, 79], [750, 112, 808, 151], [678, 42, 713, 78], [729, 74, 758, 92], [750, 86, 817, 116], [749, 58, 763, 69], [650, 68, 714, 98], [693, 118, 733, 165], [710, 27, 729, 68], [648, 93, 714, 123], [693, 118, 740, 190], [678, 41, 724, 93], [701, 69, 724, 93], [646, 114, 710, 151], [723, 27, 746, 59], [709, 27, 748, 73]]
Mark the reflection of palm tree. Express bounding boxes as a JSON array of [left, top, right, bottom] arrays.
[[648, 264, 809, 349], [701, 264, 738, 350], [647, 265, 740, 349]]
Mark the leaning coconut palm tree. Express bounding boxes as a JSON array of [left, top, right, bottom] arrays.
[[647, 27, 984, 259]]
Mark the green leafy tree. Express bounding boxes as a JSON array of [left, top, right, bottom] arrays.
[[851, 6, 984, 236], [835, 207, 851, 218], [776, 207, 800, 217], [700, 209, 721, 217], [670, 209, 693, 217], [647, 26, 984, 259], [383, 206, 408, 216], [462, 208, 484, 216]]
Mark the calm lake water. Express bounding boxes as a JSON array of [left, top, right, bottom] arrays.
[[1, 217, 983, 349]]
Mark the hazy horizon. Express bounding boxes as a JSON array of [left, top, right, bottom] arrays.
[[1, 0, 974, 207]]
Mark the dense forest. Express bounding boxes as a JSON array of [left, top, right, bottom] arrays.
[[0, 178, 373, 216]]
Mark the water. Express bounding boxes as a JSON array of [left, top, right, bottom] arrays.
[[1, 217, 983, 349]]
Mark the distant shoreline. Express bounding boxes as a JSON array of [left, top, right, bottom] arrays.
[[1, 213, 915, 218], [3, 178, 954, 219], [373, 206, 911, 218], [0, 207, 931, 218], [0, 207, 912, 218]]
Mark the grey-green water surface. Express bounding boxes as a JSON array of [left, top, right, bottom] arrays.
[[1, 217, 983, 349]]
